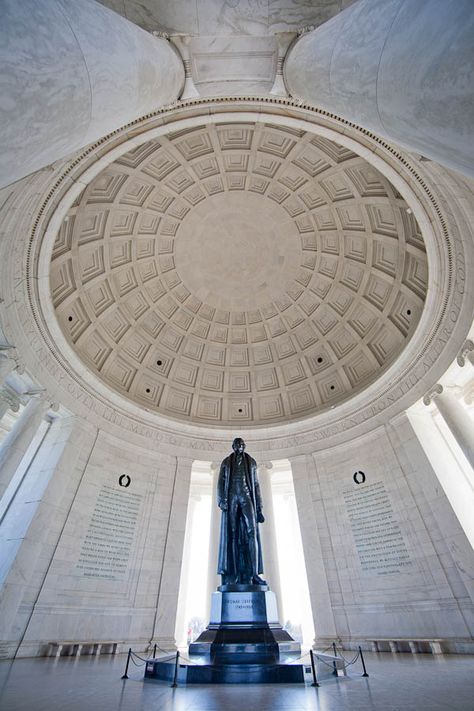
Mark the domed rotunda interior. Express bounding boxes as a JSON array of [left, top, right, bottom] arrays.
[[0, 1, 473, 709]]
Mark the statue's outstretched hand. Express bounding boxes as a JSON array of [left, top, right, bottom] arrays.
[[218, 499, 228, 511], [257, 509, 265, 523]]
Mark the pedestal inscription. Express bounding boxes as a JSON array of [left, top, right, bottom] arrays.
[[343, 481, 411, 575], [209, 591, 279, 625]]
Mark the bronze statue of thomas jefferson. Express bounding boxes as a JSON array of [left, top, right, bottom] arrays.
[[217, 437, 266, 586]]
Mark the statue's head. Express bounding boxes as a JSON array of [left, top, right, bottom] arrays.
[[232, 437, 245, 454]]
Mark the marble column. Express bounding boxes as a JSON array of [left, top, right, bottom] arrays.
[[423, 384, 474, 471], [150, 456, 193, 651], [174, 491, 201, 647], [0, 0, 184, 188], [0, 396, 54, 507], [257, 462, 283, 615], [1, 415, 98, 659], [288, 454, 337, 647], [284, 0, 474, 179], [205, 462, 221, 621]]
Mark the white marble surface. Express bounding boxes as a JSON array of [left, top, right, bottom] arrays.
[[0, 0, 183, 188], [1, 406, 472, 658], [285, 0, 474, 179], [98, 0, 351, 36], [291, 414, 474, 651], [0, 415, 98, 658], [0, 420, 191, 659], [189, 35, 277, 95]]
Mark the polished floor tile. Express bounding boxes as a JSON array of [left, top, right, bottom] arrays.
[[0, 651, 473, 711]]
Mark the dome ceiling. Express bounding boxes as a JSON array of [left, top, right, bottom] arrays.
[[50, 122, 428, 426]]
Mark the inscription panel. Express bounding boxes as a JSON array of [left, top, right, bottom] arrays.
[[343, 481, 411, 575], [220, 592, 267, 623], [76, 484, 143, 580]]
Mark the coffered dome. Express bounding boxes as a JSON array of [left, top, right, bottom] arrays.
[[50, 121, 428, 425]]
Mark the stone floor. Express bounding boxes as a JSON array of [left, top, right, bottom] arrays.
[[0, 651, 473, 711]]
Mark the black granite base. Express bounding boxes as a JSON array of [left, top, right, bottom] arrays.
[[145, 588, 304, 684], [189, 624, 300, 663], [144, 656, 305, 684]]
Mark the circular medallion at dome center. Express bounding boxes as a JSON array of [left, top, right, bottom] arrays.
[[174, 192, 302, 311]]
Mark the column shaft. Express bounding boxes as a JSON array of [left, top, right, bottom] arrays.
[[289, 454, 337, 646], [0, 0, 184, 188], [174, 492, 200, 647], [257, 463, 283, 615], [0, 396, 50, 501], [284, 0, 474, 178], [434, 390, 474, 470], [151, 456, 193, 650], [206, 465, 221, 620]]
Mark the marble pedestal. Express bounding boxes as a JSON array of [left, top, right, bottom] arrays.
[[146, 585, 304, 683], [189, 588, 300, 664]]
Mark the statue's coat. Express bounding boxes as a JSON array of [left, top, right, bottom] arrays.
[[217, 451, 264, 576]]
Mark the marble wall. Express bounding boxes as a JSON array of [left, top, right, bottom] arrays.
[[1, 403, 472, 658], [291, 414, 474, 652], [0, 421, 191, 659]]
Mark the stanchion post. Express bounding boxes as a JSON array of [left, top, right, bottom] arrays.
[[359, 646, 369, 677], [171, 650, 180, 688], [121, 648, 131, 680], [332, 642, 338, 675], [309, 649, 320, 687], [153, 643, 157, 659]]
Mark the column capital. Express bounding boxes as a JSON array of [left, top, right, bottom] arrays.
[[270, 31, 296, 97], [423, 383, 443, 406], [169, 34, 200, 100], [258, 461, 273, 473], [297, 24, 317, 36], [25, 390, 59, 415], [0, 385, 21, 413], [457, 339, 474, 367], [152, 30, 170, 40], [0, 351, 19, 384]]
